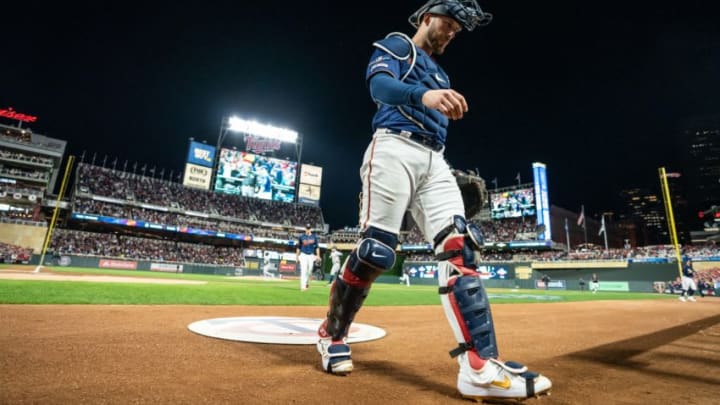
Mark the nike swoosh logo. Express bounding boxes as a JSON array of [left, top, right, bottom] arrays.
[[490, 375, 512, 390], [434, 73, 446, 83], [371, 252, 386, 258]]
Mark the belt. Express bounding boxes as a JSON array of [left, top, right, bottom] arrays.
[[378, 128, 444, 152]]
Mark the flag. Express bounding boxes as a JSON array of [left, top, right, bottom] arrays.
[[577, 205, 585, 227], [598, 215, 606, 236], [564, 218, 569, 232], [515, 172, 521, 184], [491, 177, 498, 189]]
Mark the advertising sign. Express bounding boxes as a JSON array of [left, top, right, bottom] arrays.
[[186, 141, 216, 168], [532, 162, 551, 241], [298, 184, 321, 204], [183, 163, 212, 190], [299, 164, 323, 186], [99, 259, 137, 270]]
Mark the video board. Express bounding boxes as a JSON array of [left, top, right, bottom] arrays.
[[214, 148, 297, 203], [490, 187, 536, 219]]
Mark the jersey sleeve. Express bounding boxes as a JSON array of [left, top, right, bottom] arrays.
[[366, 49, 401, 82]]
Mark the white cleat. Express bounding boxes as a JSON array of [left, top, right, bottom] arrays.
[[688, 296, 696, 302], [678, 296, 686, 302], [457, 356, 552, 402], [317, 338, 353, 375]]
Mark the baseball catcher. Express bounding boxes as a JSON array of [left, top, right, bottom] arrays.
[[316, 0, 551, 401]]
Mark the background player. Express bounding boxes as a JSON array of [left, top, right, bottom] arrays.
[[590, 273, 599, 294], [399, 268, 411, 287], [327, 248, 342, 285], [296, 224, 320, 291], [679, 257, 697, 302], [262, 251, 276, 279], [315, 1, 551, 401]]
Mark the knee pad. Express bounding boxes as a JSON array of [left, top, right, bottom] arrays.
[[440, 274, 498, 361], [434, 215, 484, 275], [345, 227, 397, 283]]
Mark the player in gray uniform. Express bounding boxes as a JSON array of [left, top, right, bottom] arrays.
[[316, 1, 551, 401], [327, 248, 342, 285]]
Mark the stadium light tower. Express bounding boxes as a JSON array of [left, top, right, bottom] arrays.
[[213, 115, 304, 190]]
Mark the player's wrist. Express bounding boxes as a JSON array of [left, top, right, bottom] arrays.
[[413, 87, 430, 106]]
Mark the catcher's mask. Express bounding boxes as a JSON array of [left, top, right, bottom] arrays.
[[409, 0, 492, 32]]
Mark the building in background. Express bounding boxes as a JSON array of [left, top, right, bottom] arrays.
[[680, 115, 720, 226], [619, 188, 667, 245]]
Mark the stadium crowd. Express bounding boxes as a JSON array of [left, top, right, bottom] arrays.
[[73, 198, 326, 242], [76, 163, 324, 228], [0, 241, 32, 263], [399, 217, 538, 246], [49, 229, 245, 266], [0, 149, 53, 166]]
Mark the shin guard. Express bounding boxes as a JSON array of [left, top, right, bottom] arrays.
[[320, 227, 397, 341], [322, 277, 371, 341], [435, 216, 497, 369]]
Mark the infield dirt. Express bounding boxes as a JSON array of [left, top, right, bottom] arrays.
[[1, 299, 718, 404]]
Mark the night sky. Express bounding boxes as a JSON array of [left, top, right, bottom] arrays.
[[2, 1, 719, 229]]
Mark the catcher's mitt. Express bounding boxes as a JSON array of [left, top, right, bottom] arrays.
[[454, 170, 488, 219]]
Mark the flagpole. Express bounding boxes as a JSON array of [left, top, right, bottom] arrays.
[[603, 214, 608, 251], [582, 205, 588, 245], [601, 214, 608, 251], [564, 218, 570, 252]]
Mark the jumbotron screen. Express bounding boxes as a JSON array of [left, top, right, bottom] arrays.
[[214, 149, 297, 203], [490, 188, 536, 219]]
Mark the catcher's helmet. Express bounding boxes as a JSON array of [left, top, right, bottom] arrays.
[[409, 0, 492, 32]]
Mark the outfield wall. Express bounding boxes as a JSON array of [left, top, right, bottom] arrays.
[[32, 254, 245, 276], [29, 254, 713, 294], [399, 261, 691, 292]]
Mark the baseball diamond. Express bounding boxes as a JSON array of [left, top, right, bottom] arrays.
[[1, 294, 718, 404]]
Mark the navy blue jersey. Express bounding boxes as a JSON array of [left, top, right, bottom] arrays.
[[366, 33, 451, 145], [682, 262, 695, 278], [298, 233, 319, 255]]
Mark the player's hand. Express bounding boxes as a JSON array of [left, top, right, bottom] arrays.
[[421, 89, 468, 120]]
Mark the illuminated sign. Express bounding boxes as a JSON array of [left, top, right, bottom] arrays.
[[299, 164, 323, 186], [244, 135, 282, 153], [298, 164, 322, 206], [0, 107, 37, 123], [532, 162, 551, 241], [183, 163, 212, 190], [186, 141, 216, 168], [298, 184, 321, 204]]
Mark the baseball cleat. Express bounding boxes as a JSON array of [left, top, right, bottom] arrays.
[[457, 357, 552, 402], [687, 296, 696, 302], [317, 338, 353, 375], [678, 296, 686, 302]]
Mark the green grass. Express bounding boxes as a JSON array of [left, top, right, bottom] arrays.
[[0, 265, 678, 305]]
